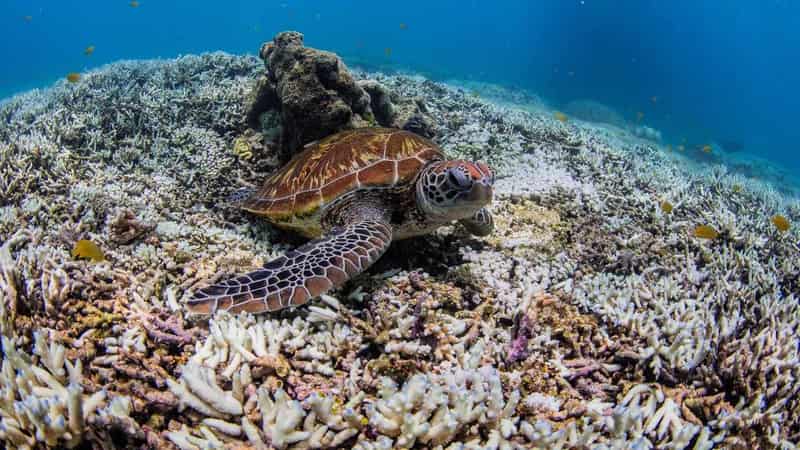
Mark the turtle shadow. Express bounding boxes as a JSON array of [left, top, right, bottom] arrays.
[[371, 231, 487, 277]]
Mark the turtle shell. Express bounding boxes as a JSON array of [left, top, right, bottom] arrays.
[[243, 127, 444, 236]]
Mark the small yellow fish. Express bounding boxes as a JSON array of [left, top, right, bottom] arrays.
[[771, 215, 790, 232], [660, 201, 673, 214], [636, 111, 644, 122], [384, 47, 392, 57], [23, 15, 33, 22], [399, 23, 408, 30], [553, 111, 568, 123], [693, 225, 719, 240], [72, 239, 105, 262], [732, 184, 742, 193], [66, 72, 81, 83], [702, 144, 712, 153], [130, 0, 139, 7], [84, 45, 95, 56]]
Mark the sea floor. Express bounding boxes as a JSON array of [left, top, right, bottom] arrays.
[[0, 52, 799, 449]]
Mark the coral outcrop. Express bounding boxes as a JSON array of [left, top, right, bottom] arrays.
[[246, 31, 373, 160], [246, 31, 436, 161]]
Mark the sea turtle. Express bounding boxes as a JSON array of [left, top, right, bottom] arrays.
[[187, 127, 494, 315]]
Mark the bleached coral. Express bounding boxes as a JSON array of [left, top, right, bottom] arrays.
[[0, 334, 137, 449]]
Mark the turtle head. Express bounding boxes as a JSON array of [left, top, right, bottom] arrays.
[[417, 160, 494, 220]]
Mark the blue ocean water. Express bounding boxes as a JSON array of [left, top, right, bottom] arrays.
[[2, 0, 798, 175]]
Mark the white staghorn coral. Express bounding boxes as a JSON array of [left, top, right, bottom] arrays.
[[0, 333, 135, 449]]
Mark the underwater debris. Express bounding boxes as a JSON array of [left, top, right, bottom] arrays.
[[71, 239, 105, 262], [66, 72, 81, 83], [692, 225, 719, 240], [770, 214, 790, 232]]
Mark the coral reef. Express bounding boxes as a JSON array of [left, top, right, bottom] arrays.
[[0, 46, 799, 449]]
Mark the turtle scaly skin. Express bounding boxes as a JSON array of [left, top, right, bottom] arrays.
[[187, 127, 494, 315]]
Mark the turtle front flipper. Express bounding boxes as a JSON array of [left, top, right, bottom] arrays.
[[460, 207, 494, 236], [187, 219, 392, 315]]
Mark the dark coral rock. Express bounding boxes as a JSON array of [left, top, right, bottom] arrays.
[[359, 80, 436, 138], [248, 31, 374, 161], [359, 80, 395, 126]]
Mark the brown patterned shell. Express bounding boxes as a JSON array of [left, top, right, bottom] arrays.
[[242, 127, 444, 234]]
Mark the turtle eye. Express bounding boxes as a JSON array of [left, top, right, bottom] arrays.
[[447, 168, 472, 189]]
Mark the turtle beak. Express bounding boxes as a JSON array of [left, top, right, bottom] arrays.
[[465, 183, 493, 205]]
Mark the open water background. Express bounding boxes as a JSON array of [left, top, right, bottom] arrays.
[[2, 0, 797, 175]]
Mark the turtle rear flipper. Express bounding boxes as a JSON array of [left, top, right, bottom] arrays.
[[187, 219, 392, 315]]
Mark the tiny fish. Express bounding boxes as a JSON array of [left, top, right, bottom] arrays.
[[84, 45, 95, 56], [660, 201, 673, 214], [636, 111, 644, 122], [732, 184, 742, 193], [130, 0, 139, 7], [702, 144, 712, 154], [553, 111, 568, 123], [568, 71, 575, 77], [693, 225, 719, 240], [23, 15, 33, 22], [651, 96, 658, 104], [771, 215, 790, 232], [66, 72, 81, 83], [72, 239, 105, 262], [399, 22, 407, 30], [384, 47, 392, 57], [677, 145, 685, 152]]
